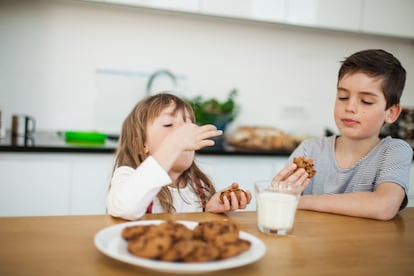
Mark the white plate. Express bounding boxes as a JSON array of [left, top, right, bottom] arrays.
[[94, 220, 266, 273]]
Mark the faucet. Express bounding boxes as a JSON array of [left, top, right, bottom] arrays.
[[146, 69, 177, 95]]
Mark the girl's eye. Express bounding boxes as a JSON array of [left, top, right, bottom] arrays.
[[338, 96, 348, 101], [163, 123, 173, 127]]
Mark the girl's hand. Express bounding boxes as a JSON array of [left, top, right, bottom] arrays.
[[205, 182, 252, 213], [150, 123, 222, 175], [272, 163, 309, 193], [169, 123, 223, 151]]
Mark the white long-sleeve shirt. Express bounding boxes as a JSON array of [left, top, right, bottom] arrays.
[[106, 156, 203, 220]]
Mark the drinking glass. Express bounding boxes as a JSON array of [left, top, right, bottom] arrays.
[[255, 180, 302, 235]]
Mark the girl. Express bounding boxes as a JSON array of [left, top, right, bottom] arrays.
[[107, 92, 251, 220]]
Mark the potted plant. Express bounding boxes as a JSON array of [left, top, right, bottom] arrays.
[[186, 89, 240, 131]]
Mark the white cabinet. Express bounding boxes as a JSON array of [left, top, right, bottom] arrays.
[[196, 155, 288, 211], [70, 155, 114, 215], [86, 0, 413, 39], [0, 153, 115, 216], [200, 0, 362, 32], [101, 0, 200, 13], [0, 151, 285, 216], [199, 0, 414, 38], [0, 157, 72, 216], [145, 0, 200, 13], [1, 151, 411, 216], [199, 0, 363, 32], [200, 0, 285, 22], [200, 0, 256, 19], [285, 0, 362, 32], [361, 0, 414, 39]]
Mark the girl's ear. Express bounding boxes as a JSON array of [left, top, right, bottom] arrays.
[[385, 104, 402, 124], [143, 143, 149, 154]]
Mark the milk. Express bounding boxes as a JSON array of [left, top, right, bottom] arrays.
[[257, 192, 298, 233]]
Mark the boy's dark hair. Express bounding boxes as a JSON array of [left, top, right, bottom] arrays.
[[338, 49, 406, 109]]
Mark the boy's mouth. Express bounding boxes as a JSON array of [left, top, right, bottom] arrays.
[[342, 118, 359, 126]]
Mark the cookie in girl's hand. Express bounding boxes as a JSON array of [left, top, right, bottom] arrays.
[[219, 187, 247, 203]]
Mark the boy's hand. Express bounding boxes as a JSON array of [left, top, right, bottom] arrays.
[[272, 163, 310, 193]]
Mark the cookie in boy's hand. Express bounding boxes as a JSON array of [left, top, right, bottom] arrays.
[[293, 156, 316, 178], [220, 187, 247, 203]]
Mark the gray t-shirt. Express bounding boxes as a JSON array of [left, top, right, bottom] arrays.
[[288, 135, 413, 209]]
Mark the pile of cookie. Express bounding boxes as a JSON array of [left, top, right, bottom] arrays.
[[122, 220, 251, 262]]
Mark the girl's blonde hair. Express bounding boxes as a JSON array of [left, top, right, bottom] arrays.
[[112, 92, 216, 212]]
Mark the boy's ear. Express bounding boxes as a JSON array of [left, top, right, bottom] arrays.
[[385, 104, 402, 124]]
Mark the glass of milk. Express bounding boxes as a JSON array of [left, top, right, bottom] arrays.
[[255, 180, 302, 235]]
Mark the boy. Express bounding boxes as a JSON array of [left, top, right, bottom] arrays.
[[274, 49, 412, 220]]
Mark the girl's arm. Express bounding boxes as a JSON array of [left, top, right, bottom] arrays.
[[106, 156, 171, 220]]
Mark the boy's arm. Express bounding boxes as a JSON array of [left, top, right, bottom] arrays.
[[297, 182, 406, 220]]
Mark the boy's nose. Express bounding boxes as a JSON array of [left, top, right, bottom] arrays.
[[345, 99, 357, 112]]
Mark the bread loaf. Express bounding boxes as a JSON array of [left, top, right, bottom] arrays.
[[227, 126, 298, 151]]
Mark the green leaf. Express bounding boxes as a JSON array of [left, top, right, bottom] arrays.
[[185, 88, 240, 126]]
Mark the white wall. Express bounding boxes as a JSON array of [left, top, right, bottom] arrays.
[[1, 0, 414, 137]]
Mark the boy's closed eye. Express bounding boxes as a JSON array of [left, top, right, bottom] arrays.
[[337, 91, 349, 101], [337, 94, 375, 105], [361, 99, 374, 105]]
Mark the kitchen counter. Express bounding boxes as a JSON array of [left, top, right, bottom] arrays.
[[0, 131, 292, 156], [0, 131, 118, 154]]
